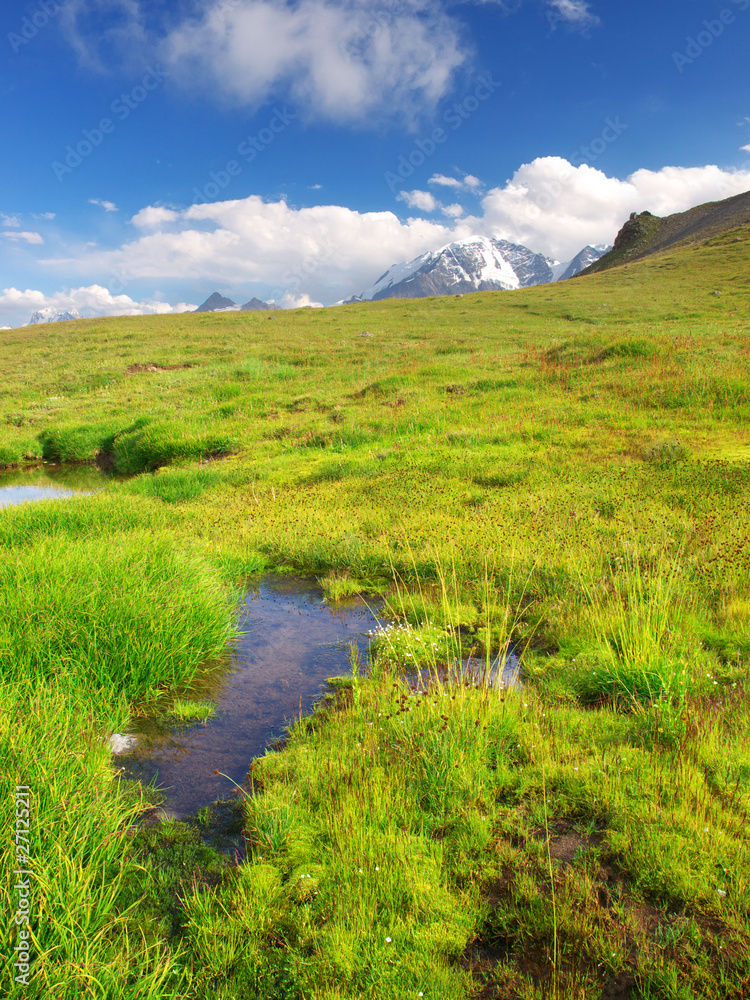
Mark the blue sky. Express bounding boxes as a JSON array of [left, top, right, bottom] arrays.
[[1, 0, 749, 325]]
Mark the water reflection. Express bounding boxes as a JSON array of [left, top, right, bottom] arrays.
[[120, 576, 382, 818], [0, 464, 107, 507]]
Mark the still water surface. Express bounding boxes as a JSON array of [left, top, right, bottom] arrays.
[[0, 464, 107, 506], [120, 576, 382, 818]]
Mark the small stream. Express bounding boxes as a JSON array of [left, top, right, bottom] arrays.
[[2, 472, 520, 835], [117, 576, 383, 819]]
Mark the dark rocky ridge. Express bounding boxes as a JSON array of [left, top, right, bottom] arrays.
[[578, 189, 750, 277]]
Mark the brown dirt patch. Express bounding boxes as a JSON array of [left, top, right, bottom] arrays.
[[126, 362, 193, 374]]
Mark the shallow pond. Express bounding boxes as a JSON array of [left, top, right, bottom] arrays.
[[117, 575, 383, 819], [0, 464, 108, 507]]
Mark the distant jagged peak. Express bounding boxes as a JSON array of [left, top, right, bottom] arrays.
[[194, 292, 237, 312], [556, 244, 612, 282], [240, 297, 274, 311], [351, 235, 558, 303], [27, 307, 82, 325]]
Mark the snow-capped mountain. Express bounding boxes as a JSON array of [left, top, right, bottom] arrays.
[[493, 239, 558, 287], [27, 307, 82, 325], [344, 236, 614, 304], [557, 244, 611, 281], [347, 236, 556, 302]]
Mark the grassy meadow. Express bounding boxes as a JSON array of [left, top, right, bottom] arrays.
[[1, 223, 749, 998]]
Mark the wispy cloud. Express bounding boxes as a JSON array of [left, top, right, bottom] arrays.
[[58, 0, 150, 74], [32, 212, 56, 220], [89, 198, 118, 212], [429, 173, 483, 191], [429, 174, 462, 189], [1, 214, 20, 228], [741, 144, 750, 153], [2, 231, 44, 245], [547, 0, 600, 29], [59, 0, 469, 125]]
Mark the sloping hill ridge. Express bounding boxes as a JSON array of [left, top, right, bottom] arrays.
[[578, 188, 750, 276]]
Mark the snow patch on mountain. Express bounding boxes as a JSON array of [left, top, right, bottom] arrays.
[[557, 244, 611, 281], [27, 307, 82, 325], [349, 236, 557, 302]]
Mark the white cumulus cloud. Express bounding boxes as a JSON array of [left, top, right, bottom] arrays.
[[59, 0, 468, 123], [428, 172, 483, 191], [44, 195, 464, 304], [131, 205, 180, 228], [741, 144, 750, 153], [20, 158, 750, 315], [0, 285, 196, 329], [477, 157, 750, 260], [429, 174, 464, 189], [397, 190, 439, 212]]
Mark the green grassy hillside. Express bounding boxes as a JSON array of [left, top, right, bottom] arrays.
[[1, 225, 749, 999]]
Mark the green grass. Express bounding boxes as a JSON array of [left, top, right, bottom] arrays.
[[167, 699, 218, 723], [0, 523, 237, 702], [1, 226, 749, 997]]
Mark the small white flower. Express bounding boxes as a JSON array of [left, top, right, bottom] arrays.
[[717, 889, 726, 897], [385, 936, 392, 943]]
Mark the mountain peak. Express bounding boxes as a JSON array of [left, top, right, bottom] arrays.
[[195, 292, 236, 312], [240, 297, 274, 310], [350, 236, 557, 302], [27, 307, 82, 325], [579, 189, 750, 276], [557, 244, 612, 281]]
